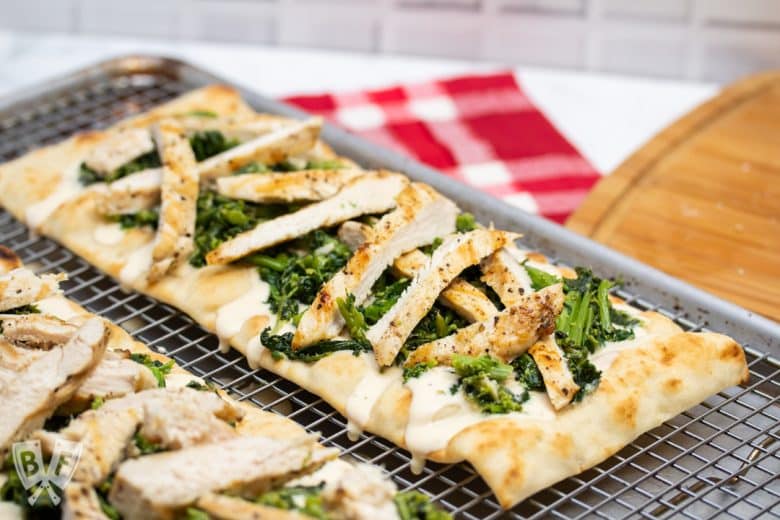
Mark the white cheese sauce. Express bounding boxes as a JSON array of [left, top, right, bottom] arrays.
[[25, 161, 85, 230], [214, 279, 271, 341], [345, 356, 401, 439], [93, 223, 125, 246], [119, 241, 154, 288]]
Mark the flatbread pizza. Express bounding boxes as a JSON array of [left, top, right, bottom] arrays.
[[0, 85, 749, 510], [0, 246, 450, 519]]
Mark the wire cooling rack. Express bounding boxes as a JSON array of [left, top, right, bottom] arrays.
[[0, 66, 778, 520]]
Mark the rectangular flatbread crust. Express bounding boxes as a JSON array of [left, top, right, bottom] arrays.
[[0, 86, 749, 508]]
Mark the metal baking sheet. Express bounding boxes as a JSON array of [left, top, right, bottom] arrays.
[[0, 55, 777, 519]]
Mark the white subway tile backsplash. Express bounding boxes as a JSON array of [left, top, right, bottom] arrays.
[[77, 0, 184, 38], [0, 0, 75, 31], [1, 0, 779, 83]]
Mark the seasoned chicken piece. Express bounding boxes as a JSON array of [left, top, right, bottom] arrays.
[[0, 268, 65, 312], [393, 249, 497, 323], [37, 387, 243, 485], [216, 168, 365, 204], [198, 117, 322, 181], [0, 245, 22, 274], [177, 113, 292, 142], [196, 493, 310, 520], [147, 120, 200, 283], [84, 128, 155, 175], [62, 482, 107, 520], [368, 230, 518, 366], [0, 313, 76, 349], [206, 172, 408, 266], [293, 460, 399, 520], [0, 339, 45, 390], [95, 167, 163, 215], [337, 221, 372, 251], [138, 397, 238, 449], [65, 350, 159, 412], [109, 435, 338, 520], [0, 318, 107, 451], [335, 223, 499, 323], [405, 284, 565, 366], [528, 336, 580, 410], [293, 183, 458, 349], [480, 248, 533, 306]]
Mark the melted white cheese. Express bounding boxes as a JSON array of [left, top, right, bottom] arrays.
[[345, 356, 401, 435], [119, 241, 154, 288], [25, 161, 84, 230], [214, 279, 271, 340], [93, 223, 125, 246]]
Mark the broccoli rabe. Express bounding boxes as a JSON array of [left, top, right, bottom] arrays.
[[394, 491, 453, 520], [451, 355, 527, 414], [403, 361, 437, 383], [261, 327, 371, 363], [256, 484, 328, 519], [129, 353, 173, 387]]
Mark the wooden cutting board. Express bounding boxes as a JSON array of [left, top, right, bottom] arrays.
[[566, 71, 780, 322]]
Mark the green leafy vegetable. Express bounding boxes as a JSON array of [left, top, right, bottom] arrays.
[[90, 396, 105, 410], [455, 212, 477, 233], [336, 293, 368, 343], [249, 230, 352, 322], [394, 491, 452, 520], [261, 327, 371, 363], [190, 191, 291, 267], [403, 361, 436, 383], [235, 162, 269, 174], [184, 508, 211, 520], [3, 304, 40, 315], [359, 273, 410, 325], [189, 130, 239, 161], [133, 433, 165, 455], [511, 353, 545, 391], [96, 478, 121, 520], [555, 267, 640, 401], [113, 208, 159, 230], [403, 306, 467, 351], [186, 379, 218, 392], [420, 236, 443, 256], [305, 159, 344, 170], [129, 353, 173, 387], [256, 485, 328, 519], [186, 109, 218, 118], [522, 261, 561, 291], [451, 355, 526, 414], [79, 150, 162, 186]]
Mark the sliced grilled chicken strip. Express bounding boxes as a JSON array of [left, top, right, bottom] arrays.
[[528, 336, 580, 410], [95, 167, 163, 215], [0, 313, 76, 349], [336, 222, 499, 323], [147, 120, 200, 283], [177, 113, 292, 141], [206, 172, 408, 265], [368, 230, 518, 366], [216, 168, 365, 203], [36, 387, 243, 485], [293, 183, 458, 349], [196, 493, 310, 520], [0, 268, 65, 312], [62, 482, 106, 520], [138, 396, 238, 449], [293, 460, 399, 520], [84, 128, 155, 175], [0, 318, 107, 452], [393, 249, 498, 323], [480, 248, 533, 306], [65, 350, 159, 412], [405, 284, 564, 366], [0, 339, 45, 390], [109, 435, 338, 520], [198, 117, 322, 181]]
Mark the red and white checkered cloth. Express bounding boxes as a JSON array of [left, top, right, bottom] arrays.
[[283, 71, 600, 224]]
